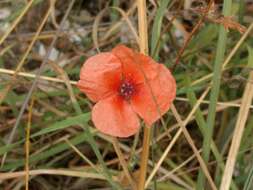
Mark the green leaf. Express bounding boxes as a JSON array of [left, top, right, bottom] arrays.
[[151, 0, 171, 60], [0, 113, 90, 156], [1, 132, 91, 171], [156, 182, 186, 190], [32, 113, 90, 137], [188, 24, 218, 51]]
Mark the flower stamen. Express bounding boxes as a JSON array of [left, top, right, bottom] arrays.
[[119, 81, 135, 100]]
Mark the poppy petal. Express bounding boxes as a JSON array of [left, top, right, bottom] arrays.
[[77, 53, 122, 102], [112, 45, 159, 84], [92, 95, 140, 137], [131, 64, 176, 126]]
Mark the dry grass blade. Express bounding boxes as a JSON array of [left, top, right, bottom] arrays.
[[176, 97, 253, 109], [1, 1, 252, 189], [0, 43, 16, 55], [112, 137, 136, 189], [0, 68, 78, 85], [145, 127, 182, 188], [220, 71, 253, 190], [92, 8, 108, 52], [25, 98, 34, 190], [64, 139, 98, 172], [35, 99, 67, 117], [46, 59, 78, 107], [171, 104, 217, 190], [144, 87, 210, 188], [158, 149, 202, 182], [111, 6, 140, 44], [102, 3, 137, 41], [192, 23, 253, 86], [0, 0, 76, 168], [2, 68, 253, 110], [0, 169, 108, 180], [0, 0, 35, 45], [147, 159, 194, 190], [0, 0, 55, 105], [172, 0, 214, 69], [222, 23, 253, 68]]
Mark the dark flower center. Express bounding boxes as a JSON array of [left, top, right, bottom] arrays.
[[119, 81, 135, 100]]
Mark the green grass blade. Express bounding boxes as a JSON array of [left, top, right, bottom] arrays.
[[196, 1, 232, 188], [238, 0, 245, 23], [150, 0, 171, 60], [32, 113, 90, 137], [0, 113, 90, 156], [66, 88, 121, 189], [185, 76, 238, 190], [243, 165, 253, 190]]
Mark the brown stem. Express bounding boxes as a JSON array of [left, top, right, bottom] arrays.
[[138, 127, 151, 190], [137, 0, 150, 189]]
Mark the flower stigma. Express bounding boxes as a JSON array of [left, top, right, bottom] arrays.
[[119, 80, 135, 100]]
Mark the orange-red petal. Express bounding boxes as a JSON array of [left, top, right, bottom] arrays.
[[77, 53, 122, 102], [130, 64, 176, 126], [112, 45, 159, 84], [92, 95, 140, 137]]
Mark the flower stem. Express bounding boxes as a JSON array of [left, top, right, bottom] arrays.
[[137, 0, 150, 189], [138, 127, 151, 190]]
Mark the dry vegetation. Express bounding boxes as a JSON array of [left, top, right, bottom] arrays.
[[0, 0, 253, 190]]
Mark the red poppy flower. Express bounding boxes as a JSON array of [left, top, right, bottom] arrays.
[[77, 45, 176, 137]]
